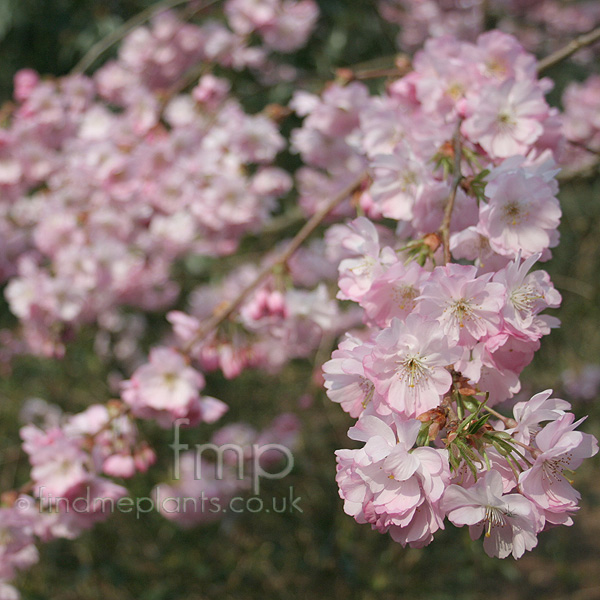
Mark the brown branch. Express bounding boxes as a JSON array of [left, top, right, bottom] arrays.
[[353, 66, 409, 81], [484, 406, 516, 429], [260, 206, 305, 235], [568, 139, 600, 157], [537, 25, 600, 74], [439, 125, 463, 265], [71, 0, 221, 74], [335, 55, 411, 84], [184, 171, 368, 350]]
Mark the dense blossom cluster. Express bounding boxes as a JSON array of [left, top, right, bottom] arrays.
[[3, 63, 291, 356], [0, 0, 323, 358], [0, 0, 599, 595], [0, 1, 320, 595], [318, 32, 598, 557], [166, 260, 347, 382], [378, 0, 600, 57], [561, 74, 600, 172]]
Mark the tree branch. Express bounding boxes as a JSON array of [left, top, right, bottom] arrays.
[[439, 125, 463, 265], [184, 171, 368, 350], [537, 26, 600, 74], [71, 0, 221, 74], [568, 140, 600, 157]]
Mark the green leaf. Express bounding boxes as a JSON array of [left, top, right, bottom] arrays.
[[468, 413, 491, 434]]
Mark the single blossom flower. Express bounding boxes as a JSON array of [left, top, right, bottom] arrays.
[[417, 263, 505, 346], [478, 168, 561, 259], [519, 413, 598, 515], [442, 470, 541, 559], [364, 314, 462, 417]]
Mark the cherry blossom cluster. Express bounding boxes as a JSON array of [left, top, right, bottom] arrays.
[[0, 1, 320, 360], [0, 401, 148, 598], [166, 259, 349, 382], [0, 2, 321, 595], [561, 74, 600, 171], [378, 0, 600, 58], [3, 63, 288, 357], [333, 388, 597, 557], [291, 31, 564, 234], [0, 399, 299, 596], [317, 31, 598, 557]]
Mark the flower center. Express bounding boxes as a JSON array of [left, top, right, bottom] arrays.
[[502, 200, 526, 226], [400, 170, 417, 191], [447, 82, 465, 100], [483, 505, 514, 537], [359, 377, 375, 408], [486, 59, 508, 77], [497, 111, 516, 131], [510, 284, 542, 314], [350, 256, 376, 277], [541, 452, 574, 483], [450, 298, 474, 327], [392, 284, 418, 311], [397, 354, 430, 389]]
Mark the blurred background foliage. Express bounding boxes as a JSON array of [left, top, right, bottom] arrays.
[[0, 0, 158, 100], [1, 0, 600, 599]]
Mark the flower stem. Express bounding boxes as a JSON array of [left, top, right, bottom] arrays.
[[72, 0, 222, 74], [483, 405, 517, 428], [439, 124, 463, 264], [183, 171, 368, 351], [537, 26, 600, 74]]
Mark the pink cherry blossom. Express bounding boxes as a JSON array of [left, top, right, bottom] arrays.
[[519, 413, 598, 515], [20, 425, 90, 499], [336, 413, 450, 548], [417, 263, 505, 346], [323, 334, 378, 418], [369, 146, 428, 221], [120, 346, 223, 427], [442, 470, 541, 559], [335, 217, 397, 302], [493, 252, 561, 341], [508, 389, 571, 444], [478, 166, 561, 258], [462, 78, 548, 158], [359, 260, 429, 328], [364, 314, 462, 417]]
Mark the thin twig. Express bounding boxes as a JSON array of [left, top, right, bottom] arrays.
[[537, 25, 600, 74], [439, 124, 463, 264], [71, 0, 221, 74], [568, 139, 600, 157], [334, 55, 411, 84], [184, 171, 367, 350], [354, 67, 404, 81], [484, 406, 516, 428]]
